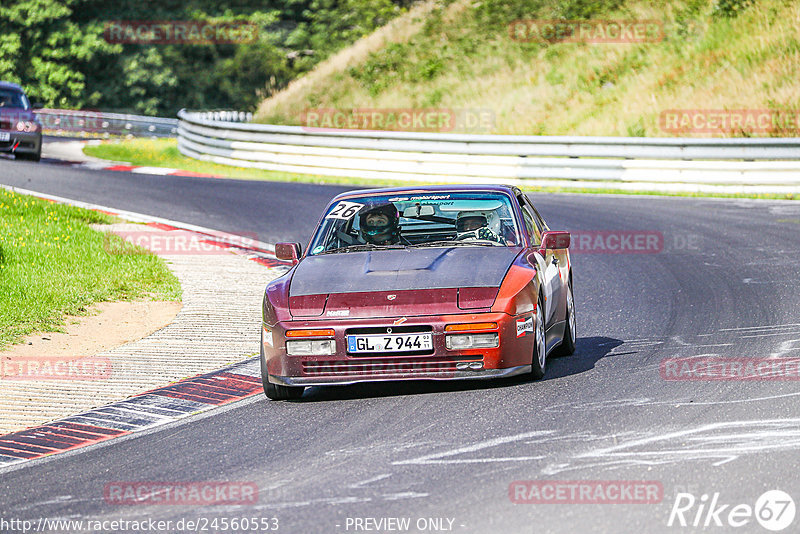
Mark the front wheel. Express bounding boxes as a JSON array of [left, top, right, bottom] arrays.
[[263, 379, 304, 400], [554, 280, 576, 356], [16, 151, 41, 162], [260, 342, 304, 400], [530, 293, 547, 380]]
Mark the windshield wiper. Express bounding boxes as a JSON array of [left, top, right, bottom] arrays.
[[409, 240, 495, 248], [317, 243, 407, 254]]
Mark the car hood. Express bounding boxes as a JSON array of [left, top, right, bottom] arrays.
[[289, 246, 520, 297]]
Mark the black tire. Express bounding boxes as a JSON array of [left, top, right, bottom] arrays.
[[263, 379, 304, 400], [554, 278, 576, 357], [260, 341, 304, 400], [530, 292, 547, 380], [16, 151, 41, 162]]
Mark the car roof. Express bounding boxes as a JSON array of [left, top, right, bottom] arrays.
[[330, 184, 522, 203], [0, 81, 24, 92]]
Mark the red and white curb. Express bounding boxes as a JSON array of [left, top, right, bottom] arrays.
[[0, 184, 290, 269], [0, 359, 263, 468], [72, 160, 225, 179], [41, 140, 226, 178]]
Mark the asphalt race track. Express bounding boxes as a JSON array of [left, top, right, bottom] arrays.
[[2, 155, 800, 533]]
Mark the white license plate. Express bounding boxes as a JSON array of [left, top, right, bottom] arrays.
[[0, 132, 9, 142], [347, 333, 433, 353]]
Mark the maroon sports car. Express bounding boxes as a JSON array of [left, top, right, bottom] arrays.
[[260, 185, 575, 399]]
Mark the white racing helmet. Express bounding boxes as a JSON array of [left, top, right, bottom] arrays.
[[456, 210, 501, 240]]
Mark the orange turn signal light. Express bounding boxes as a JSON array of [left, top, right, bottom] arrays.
[[445, 322, 498, 332], [285, 329, 335, 338]]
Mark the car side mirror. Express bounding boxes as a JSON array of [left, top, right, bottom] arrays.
[[540, 231, 570, 251], [275, 242, 301, 265]]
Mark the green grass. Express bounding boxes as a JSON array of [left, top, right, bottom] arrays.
[[0, 189, 181, 349], [84, 138, 799, 200]]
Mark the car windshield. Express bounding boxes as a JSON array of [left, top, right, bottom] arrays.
[[0, 89, 29, 110], [307, 192, 523, 255]]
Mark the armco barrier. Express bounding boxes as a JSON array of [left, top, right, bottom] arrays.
[[176, 109, 800, 192], [35, 109, 178, 138]]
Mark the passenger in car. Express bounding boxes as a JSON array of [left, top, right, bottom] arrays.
[[455, 211, 505, 244]]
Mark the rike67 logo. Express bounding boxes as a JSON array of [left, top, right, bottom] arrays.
[[668, 490, 795, 531]]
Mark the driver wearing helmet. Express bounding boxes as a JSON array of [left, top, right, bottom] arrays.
[[359, 203, 401, 245], [455, 210, 505, 244]]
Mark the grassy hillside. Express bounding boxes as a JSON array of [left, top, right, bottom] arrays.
[[255, 0, 799, 136]]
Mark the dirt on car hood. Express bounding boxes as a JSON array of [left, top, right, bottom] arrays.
[[288, 246, 520, 297]]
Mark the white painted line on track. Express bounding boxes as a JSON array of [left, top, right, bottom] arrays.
[[0, 183, 279, 254], [130, 166, 175, 175], [393, 431, 552, 466]]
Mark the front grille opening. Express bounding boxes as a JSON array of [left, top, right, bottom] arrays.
[[302, 355, 482, 376]]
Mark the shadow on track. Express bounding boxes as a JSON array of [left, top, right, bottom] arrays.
[[544, 336, 626, 380], [289, 336, 624, 402]]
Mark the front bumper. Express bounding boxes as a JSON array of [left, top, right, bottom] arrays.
[[262, 312, 537, 387], [0, 131, 42, 156], [270, 365, 531, 386]]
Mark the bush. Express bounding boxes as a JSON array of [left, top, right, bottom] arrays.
[[712, 0, 756, 18]]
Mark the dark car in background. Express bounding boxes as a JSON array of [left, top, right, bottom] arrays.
[[0, 81, 42, 162]]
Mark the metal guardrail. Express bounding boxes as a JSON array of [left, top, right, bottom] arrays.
[[35, 109, 178, 138], [176, 109, 800, 191], [186, 110, 253, 123]]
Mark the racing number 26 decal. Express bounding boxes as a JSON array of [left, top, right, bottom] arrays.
[[326, 201, 363, 220]]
